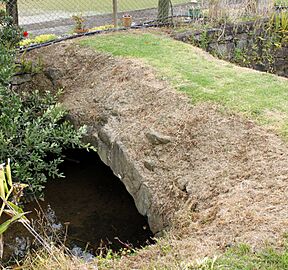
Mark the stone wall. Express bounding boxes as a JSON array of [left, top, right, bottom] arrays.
[[174, 20, 288, 78]]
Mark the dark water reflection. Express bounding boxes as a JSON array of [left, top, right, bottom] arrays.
[[3, 149, 153, 261]]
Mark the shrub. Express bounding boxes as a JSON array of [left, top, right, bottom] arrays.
[[0, 45, 15, 85], [0, 0, 19, 84], [0, 87, 89, 195], [0, 0, 90, 195], [0, 1, 22, 49]]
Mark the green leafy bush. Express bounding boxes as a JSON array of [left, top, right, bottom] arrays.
[[0, 45, 15, 85], [0, 0, 90, 195], [0, 87, 89, 194], [0, 1, 22, 49], [0, 0, 19, 84]]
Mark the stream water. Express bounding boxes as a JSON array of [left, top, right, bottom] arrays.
[[2, 149, 153, 262]]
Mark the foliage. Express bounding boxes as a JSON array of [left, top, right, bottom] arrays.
[[0, 2, 89, 195], [0, 0, 20, 84], [0, 159, 28, 258], [0, 0, 18, 85], [19, 34, 58, 47], [72, 14, 86, 32], [0, 45, 15, 85], [270, 10, 288, 36], [187, 15, 288, 77], [233, 15, 288, 72], [16, 51, 43, 74], [0, 87, 89, 194], [0, 0, 22, 49]]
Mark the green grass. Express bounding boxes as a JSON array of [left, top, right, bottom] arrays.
[[79, 32, 288, 137], [276, 0, 288, 5], [18, 241, 288, 270], [193, 243, 288, 270], [18, 0, 187, 16]]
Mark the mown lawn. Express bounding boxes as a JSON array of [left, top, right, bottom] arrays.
[[276, 0, 288, 5], [80, 31, 288, 137], [193, 243, 288, 270]]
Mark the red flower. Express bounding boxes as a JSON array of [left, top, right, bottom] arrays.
[[23, 31, 28, 37]]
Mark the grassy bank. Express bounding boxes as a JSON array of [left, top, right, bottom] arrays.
[[195, 243, 288, 270], [80, 31, 288, 137], [21, 240, 288, 269], [13, 30, 288, 270]]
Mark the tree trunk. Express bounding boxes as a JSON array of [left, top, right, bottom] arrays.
[[6, 0, 18, 25], [158, 0, 170, 24]]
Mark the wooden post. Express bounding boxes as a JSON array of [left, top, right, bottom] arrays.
[[158, 0, 170, 24], [112, 0, 118, 28], [6, 0, 18, 25]]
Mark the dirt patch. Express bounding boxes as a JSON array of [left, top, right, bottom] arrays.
[[24, 40, 288, 260]]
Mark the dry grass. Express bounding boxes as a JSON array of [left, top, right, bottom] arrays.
[[16, 32, 288, 269], [206, 0, 275, 22], [20, 247, 97, 270]]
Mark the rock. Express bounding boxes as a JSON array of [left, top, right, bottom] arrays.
[[177, 176, 190, 192], [98, 128, 112, 146], [10, 73, 33, 85], [144, 159, 156, 171], [145, 129, 172, 145], [44, 67, 62, 82]]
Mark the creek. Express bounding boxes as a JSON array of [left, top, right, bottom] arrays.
[[2, 149, 153, 262]]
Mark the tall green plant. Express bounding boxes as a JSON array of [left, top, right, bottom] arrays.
[[0, 159, 28, 258], [271, 10, 288, 34]]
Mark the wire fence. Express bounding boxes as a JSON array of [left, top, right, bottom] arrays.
[[1, 0, 286, 37], [13, 0, 195, 36]]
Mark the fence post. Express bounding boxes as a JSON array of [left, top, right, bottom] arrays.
[[158, 0, 170, 23], [6, 0, 18, 26], [112, 0, 118, 28]]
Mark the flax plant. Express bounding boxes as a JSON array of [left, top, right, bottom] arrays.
[[0, 158, 28, 258]]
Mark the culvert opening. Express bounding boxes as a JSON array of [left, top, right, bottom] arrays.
[[3, 149, 154, 261], [33, 149, 154, 252]]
